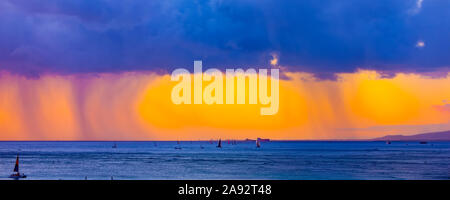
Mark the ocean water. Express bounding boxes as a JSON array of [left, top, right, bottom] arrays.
[[0, 141, 448, 180]]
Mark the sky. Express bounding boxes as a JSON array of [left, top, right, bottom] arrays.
[[0, 0, 449, 140]]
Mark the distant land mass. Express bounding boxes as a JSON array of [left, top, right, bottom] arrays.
[[372, 130, 450, 141]]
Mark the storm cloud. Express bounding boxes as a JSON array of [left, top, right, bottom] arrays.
[[0, 0, 449, 77]]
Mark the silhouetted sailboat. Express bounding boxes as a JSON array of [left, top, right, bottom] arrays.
[[9, 154, 26, 179], [256, 138, 261, 148], [217, 139, 222, 148], [175, 140, 182, 149]]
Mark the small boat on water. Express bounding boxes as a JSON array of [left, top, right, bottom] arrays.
[[217, 139, 222, 148], [174, 140, 182, 149], [256, 138, 261, 148], [419, 141, 428, 144], [9, 154, 26, 179]]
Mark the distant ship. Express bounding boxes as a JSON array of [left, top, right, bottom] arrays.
[[9, 154, 26, 179], [217, 139, 222, 148], [245, 138, 270, 142]]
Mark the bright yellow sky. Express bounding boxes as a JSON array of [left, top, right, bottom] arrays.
[[0, 70, 449, 140]]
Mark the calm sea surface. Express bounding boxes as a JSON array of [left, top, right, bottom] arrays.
[[0, 141, 448, 180]]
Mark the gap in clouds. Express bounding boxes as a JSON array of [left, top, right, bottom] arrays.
[[1, 70, 450, 140]]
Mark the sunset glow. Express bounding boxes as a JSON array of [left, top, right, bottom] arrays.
[[1, 70, 449, 140], [0, 0, 449, 142]]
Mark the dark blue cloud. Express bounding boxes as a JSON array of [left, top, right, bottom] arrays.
[[0, 0, 449, 77]]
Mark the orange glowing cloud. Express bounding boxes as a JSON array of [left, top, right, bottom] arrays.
[[0, 69, 449, 140], [136, 73, 307, 140]]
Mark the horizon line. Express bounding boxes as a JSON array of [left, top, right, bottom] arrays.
[[0, 139, 449, 142]]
